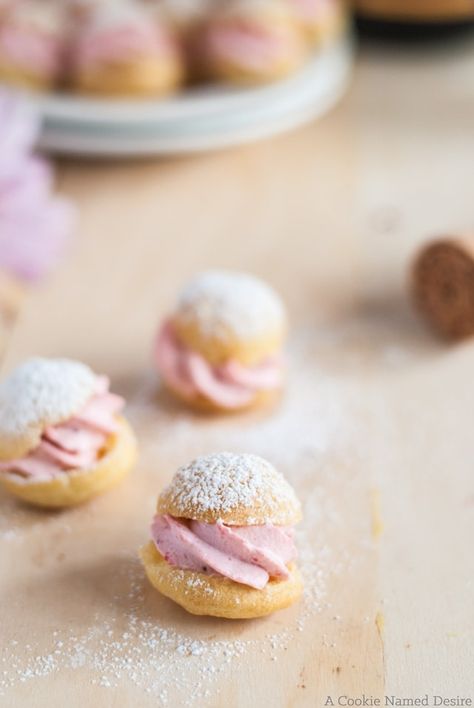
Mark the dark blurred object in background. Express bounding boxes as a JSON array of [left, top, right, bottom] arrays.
[[353, 0, 474, 40]]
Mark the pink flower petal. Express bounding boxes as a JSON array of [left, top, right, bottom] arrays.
[[0, 157, 53, 214], [0, 196, 76, 282], [0, 90, 76, 283], [0, 89, 38, 177]]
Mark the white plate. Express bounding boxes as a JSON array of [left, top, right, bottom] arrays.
[[30, 37, 352, 156]]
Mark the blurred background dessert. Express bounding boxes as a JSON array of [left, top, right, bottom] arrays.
[[192, 0, 309, 85], [69, 0, 184, 97], [0, 0, 69, 91], [0, 0, 348, 96], [353, 0, 474, 35]]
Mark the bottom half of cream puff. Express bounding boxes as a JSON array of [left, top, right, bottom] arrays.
[[154, 320, 285, 412], [140, 452, 303, 619], [0, 372, 137, 508]]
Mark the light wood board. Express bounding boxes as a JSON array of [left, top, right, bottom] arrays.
[[1, 39, 473, 707]]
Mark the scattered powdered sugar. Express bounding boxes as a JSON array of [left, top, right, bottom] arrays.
[[131, 328, 359, 476], [0, 358, 97, 456], [159, 451, 300, 523], [0, 490, 75, 542], [0, 528, 19, 542], [0, 327, 371, 704], [0, 533, 342, 704], [175, 270, 286, 343]]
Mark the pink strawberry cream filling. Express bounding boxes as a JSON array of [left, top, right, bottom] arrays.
[[155, 320, 283, 409], [0, 376, 124, 481], [0, 25, 64, 77], [205, 22, 293, 72], [73, 24, 176, 70], [151, 514, 296, 589]]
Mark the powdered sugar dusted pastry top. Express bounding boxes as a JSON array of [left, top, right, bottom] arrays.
[[150, 451, 301, 590], [0, 357, 99, 461], [175, 270, 286, 345], [155, 270, 287, 409], [157, 451, 301, 526]]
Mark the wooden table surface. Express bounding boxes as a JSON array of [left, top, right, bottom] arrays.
[[1, 38, 473, 707]]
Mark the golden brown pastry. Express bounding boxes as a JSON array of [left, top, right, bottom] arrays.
[[154, 270, 288, 412], [70, 1, 184, 97], [141, 451, 303, 619], [0, 357, 137, 507]]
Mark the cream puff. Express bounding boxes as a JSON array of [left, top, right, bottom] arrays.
[[140, 452, 303, 619], [154, 270, 287, 412], [286, 0, 345, 46], [0, 357, 137, 507], [195, 0, 308, 85], [69, 0, 184, 98], [0, 0, 68, 91]]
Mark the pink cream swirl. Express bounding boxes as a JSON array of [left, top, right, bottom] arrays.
[[154, 319, 283, 409], [0, 376, 124, 480], [0, 23, 64, 77], [73, 21, 176, 70], [204, 20, 294, 73], [152, 514, 296, 589]]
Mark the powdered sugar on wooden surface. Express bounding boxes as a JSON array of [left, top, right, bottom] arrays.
[[0, 513, 352, 705], [0, 327, 373, 705], [175, 270, 286, 342]]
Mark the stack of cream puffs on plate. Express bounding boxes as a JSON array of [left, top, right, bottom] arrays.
[[0, 0, 345, 95]]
